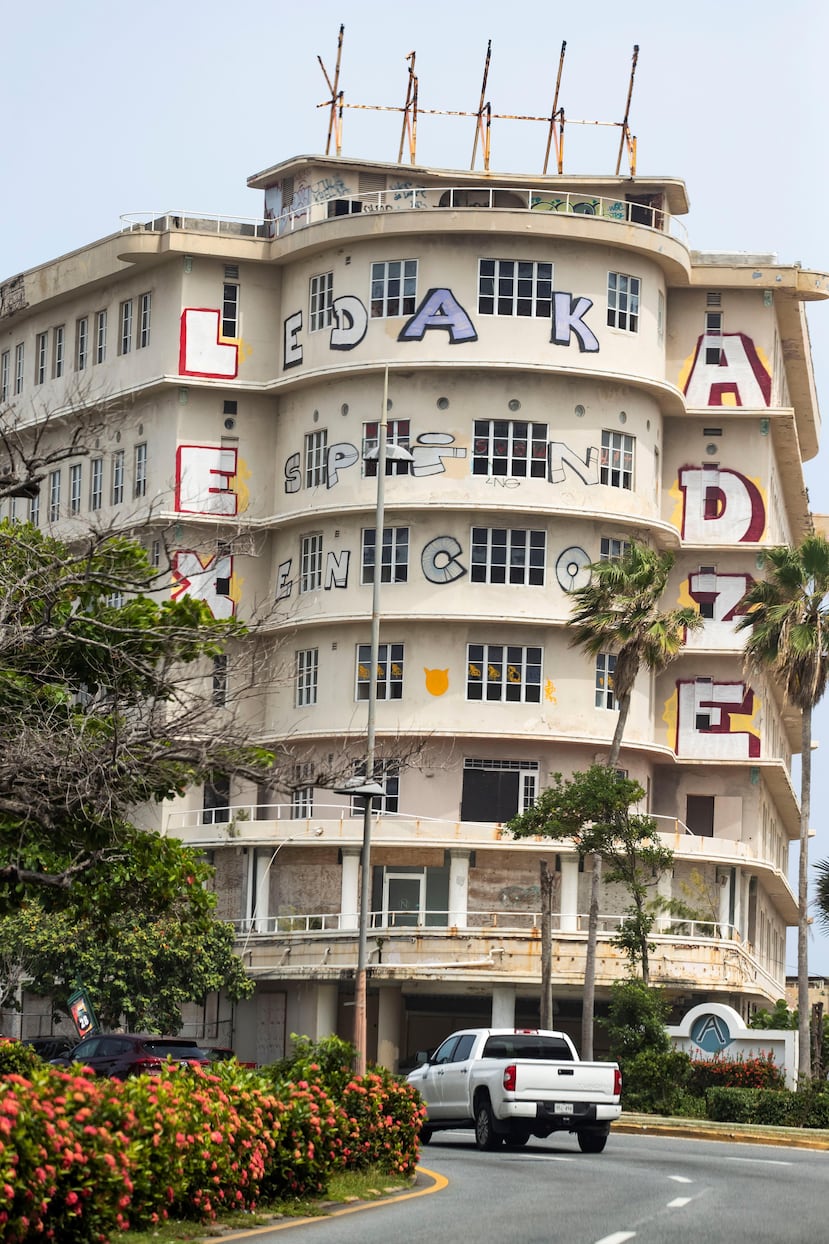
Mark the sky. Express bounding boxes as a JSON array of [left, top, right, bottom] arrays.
[[4, 0, 829, 973]]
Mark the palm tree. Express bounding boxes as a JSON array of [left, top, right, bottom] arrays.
[[566, 541, 703, 1058], [736, 535, 829, 1084]]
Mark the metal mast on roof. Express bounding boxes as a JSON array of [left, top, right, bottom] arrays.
[[317, 27, 640, 176]]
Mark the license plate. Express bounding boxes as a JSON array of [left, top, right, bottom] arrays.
[[555, 1103, 574, 1114]]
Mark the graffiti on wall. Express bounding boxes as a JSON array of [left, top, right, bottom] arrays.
[[179, 310, 239, 379], [679, 570, 754, 650], [425, 668, 449, 696], [282, 285, 600, 369], [284, 431, 468, 493], [171, 551, 236, 619], [665, 679, 761, 759], [674, 465, 766, 543], [680, 333, 772, 408], [175, 445, 239, 516]]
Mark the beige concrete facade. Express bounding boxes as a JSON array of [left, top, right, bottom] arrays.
[[3, 153, 827, 1067]]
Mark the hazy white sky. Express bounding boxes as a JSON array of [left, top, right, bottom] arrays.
[[4, 0, 829, 973]]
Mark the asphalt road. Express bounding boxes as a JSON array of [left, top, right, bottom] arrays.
[[214, 1129, 828, 1244]]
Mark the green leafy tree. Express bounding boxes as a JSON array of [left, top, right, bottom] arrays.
[[600, 979, 695, 1115], [736, 535, 829, 1082], [564, 543, 702, 1056], [0, 839, 253, 1031], [509, 766, 675, 1050], [0, 520, 273, 910]]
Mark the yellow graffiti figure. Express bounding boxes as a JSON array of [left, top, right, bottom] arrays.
[[545, 679, 557, 704], [425, 668, 449, 696]]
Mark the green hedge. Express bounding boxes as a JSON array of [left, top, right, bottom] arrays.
[[705, 1085, 829, 1128]]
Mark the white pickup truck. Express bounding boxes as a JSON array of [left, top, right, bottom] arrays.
[[407, 1027, 622, 1152]]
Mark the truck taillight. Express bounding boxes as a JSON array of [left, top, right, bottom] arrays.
[[503, 1064, 517, 1092], [614, 1068, 622, 1096]]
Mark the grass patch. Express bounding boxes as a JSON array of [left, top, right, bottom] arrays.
[[121, 1167, 415, 1242]]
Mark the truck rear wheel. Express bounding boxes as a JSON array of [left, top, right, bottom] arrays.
[[577, 1129, 609, 1154], [474, 1095, 501, 1150]]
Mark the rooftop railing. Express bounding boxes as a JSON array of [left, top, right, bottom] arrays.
[[120, 185, 688, 246]]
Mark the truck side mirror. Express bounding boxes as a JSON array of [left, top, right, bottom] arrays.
[[415, 1049, 432, 1065]]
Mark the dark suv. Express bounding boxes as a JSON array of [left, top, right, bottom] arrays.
[[51, 1033, 209, 1078]]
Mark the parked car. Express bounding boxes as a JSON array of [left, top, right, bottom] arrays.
[[50, 1033, 210, 1078], [23, 1035, 78, 1060], [196, 1044, 258, 1068]]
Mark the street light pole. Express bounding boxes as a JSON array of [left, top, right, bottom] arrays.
[[336, 367, 412, 1075]]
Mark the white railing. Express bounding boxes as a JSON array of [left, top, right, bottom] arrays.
[[232, 909, 738, 941], [120, 186, 688, 246]]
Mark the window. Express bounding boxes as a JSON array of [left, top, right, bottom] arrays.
[[29, 491, 39, 526], [151, 539, 161, 568], [76, 317, 88, 371], [48, 470, 61, 522], [686, 794, 715, 837], [304, 429, 327, 488], [0, 351, 8, 402], [203, 773, 230, 825], [600, 430, 634, 490], [478, 258, 553, 317], [370, 259, 417, 318], [138, 292, 152, 348], [607, 272, 640, 332], [361, 526, 409, 585], [69, 464, 82, 516], [212, 655, 228, 706], [14, 343, 24, 395], [35, 332, 48, 385], [471, 527, 546, 585], [473, 419, 548, 478], [295, 648, 319, 707], [362, 419, 411, 476], [134, 443, 147, 498], [600, 536, 631, 561], [94, 310, 107, 364], [356, 642, 404, 701], [657, 289, 665, 346], [595, 653, 616, 709], [299, 533, 323, 593], [119, 300, 133, 354], [351, 759, 400, 813], [467, 643, 542, 703], [90, 458, 103, 511], [705, 310, 724, 365], [53, 326, 64, 378], [111, 449, 124, 505], [461, 758, 538, 821], [309, 271, 334, 332], [222, 283, 239, 338], [291, 786, 314, 818]]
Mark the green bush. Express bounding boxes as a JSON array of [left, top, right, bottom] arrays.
[[706, 1083, 829, 1127], [0, 1039, 40, 1077], [264, 1032, 356, 1098], [618, 1046, 697, 1115]]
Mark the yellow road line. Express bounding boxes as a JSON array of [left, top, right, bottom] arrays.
[[210, 1165, 449, 1240]]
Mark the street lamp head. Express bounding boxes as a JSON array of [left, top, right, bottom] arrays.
[[363, 443, 415, 463], [333, 778, 386, 798]]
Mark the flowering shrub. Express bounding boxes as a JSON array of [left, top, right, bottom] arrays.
[[0, 1039, 424, 1241], [340, 1069, 426, 1177], [689, 1052, 785, 1092]]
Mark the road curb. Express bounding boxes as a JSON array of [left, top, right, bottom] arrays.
[[616, 1113, 829, 1150]]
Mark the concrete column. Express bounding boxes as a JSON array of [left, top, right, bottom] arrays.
[[656, 867, 674, 933], [377, 986, 404, 1071], [734, 867, 744, 939], [250, 847, 272, 933], [315, 983, 339, 1040], [559, 855, 579, 932], [448, 850, 471, 928], [718, 870, 731, 938], [491, 985, 516, 1028], [340, 848, 360, 931]]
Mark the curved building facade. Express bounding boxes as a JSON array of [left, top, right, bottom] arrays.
[[3, 153, 827, 1065]]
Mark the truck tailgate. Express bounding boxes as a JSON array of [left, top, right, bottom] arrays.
[[512, 1060, 617, 1101]]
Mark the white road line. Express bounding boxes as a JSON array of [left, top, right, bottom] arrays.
[[724, 1157, 792, 1167], [668, 1175, 693, 1183], [667, 1197, 692, 1208], [594, 1233, 636, 1244]]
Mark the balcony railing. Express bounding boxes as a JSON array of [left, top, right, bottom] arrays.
[[232, 909, 736, 940], [120, 186, 688, 246]]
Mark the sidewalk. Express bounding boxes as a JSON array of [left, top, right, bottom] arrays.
[[616, 1111, 829, 1150]]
